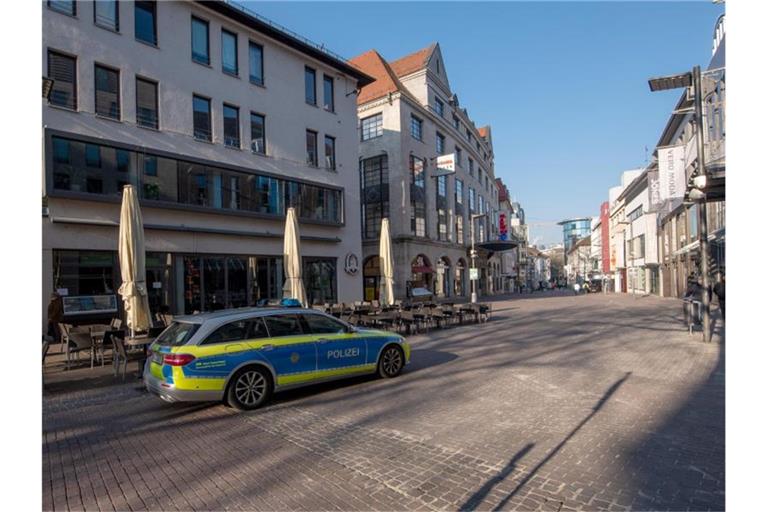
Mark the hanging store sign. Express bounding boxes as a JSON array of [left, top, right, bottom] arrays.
[[435, 153, 456, 176], [657, 144, 685, 201], [499, 213, 508, 241], [648, 169, 662, 210], [469, 268, 479, 281]]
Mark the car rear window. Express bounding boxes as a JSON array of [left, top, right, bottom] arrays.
[[155, 322, 199, 347]]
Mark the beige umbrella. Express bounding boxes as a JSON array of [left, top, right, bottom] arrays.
[[117, 185, 151, 335], [379, 218, 395, 306], [282, 207, 307, 307]]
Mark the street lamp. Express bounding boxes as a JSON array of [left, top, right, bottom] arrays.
[[648, 66, 712, 342], [469, 213, 486, 304]]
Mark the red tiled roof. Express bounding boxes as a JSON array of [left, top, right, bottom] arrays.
[[478, 126, 489, 138], [390, 43, 436, 77], [349, 49, 405, 105]]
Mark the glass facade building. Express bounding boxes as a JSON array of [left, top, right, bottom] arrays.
[[559, 218, 592, 253]]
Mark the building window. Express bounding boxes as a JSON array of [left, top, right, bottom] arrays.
[[456, 215, 464, 244], [324, 135, 336, 170], [135, 77, 158, 129], [47, 50, 77, 110], [436, 132, 445, 154], [360, 155, 389, 239], [49, 135, 343, 223], [48, 1, 76, 16], [144, 155, 157, 176], [361, 113, 383, 141], [191, 16, 209, 65], [469, 187, 476, 213], [249, 41, 264, 85], [437, 175, 447, 198], [134, 1, 157, 46], [410, 156, 426, 237], [322, 75, 335, 112], [250, 112, 266, 154], [453, 116, 460, 130], [85, 144, 101, 167], [193, 95, 211, 141], [94, 1, 119, 31], [437, 175, 447, 241], [305, 67, 316, 105], [466, 128, 472, 142], [410, 115, 423, 141], [455, 179, 463, 205], [304, 258, 338, 305], [94, 64, 120, 120], [223, 104, 240, 148], [306, 130, 318, 166], [455, 147, 462, 167], [468, 158, 474, 175], [628, 205, 643, 222], [434, 97, 444, 117], [221, 29, 238, 75]]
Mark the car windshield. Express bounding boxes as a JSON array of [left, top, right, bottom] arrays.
[[154, 321, 199, 347]]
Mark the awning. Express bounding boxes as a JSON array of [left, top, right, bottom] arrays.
[[411, 265, 435, 274], [476, 240, 519, 252]]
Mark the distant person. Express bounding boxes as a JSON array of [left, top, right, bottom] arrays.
[[713, 275, 725, 321], [47, 292, 64, 343]]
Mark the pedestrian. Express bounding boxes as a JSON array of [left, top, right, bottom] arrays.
[[713, 274, 725, 321], [47, 291, 64, 344]]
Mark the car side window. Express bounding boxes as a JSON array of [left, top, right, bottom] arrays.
[[248, 318, 269, 339], [263, 315, 304, 337], [303, 314, 347, 334], [201, 320, 249, 345]]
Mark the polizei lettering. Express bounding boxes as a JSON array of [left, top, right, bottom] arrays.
[[327, 347, 360, 359]]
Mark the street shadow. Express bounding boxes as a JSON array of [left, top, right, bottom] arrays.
[[459, 372, 632, 511], [459, 443, 535, 511]]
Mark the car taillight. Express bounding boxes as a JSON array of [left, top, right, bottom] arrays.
[[163, 353, 196, 366]]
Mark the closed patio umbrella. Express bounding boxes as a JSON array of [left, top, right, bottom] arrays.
[[379, 218, 395, 306], [117, 185, 151, 335], [282, 207, 307, 307]]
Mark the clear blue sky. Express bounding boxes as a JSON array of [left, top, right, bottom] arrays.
[[244, 1, 724, 246]]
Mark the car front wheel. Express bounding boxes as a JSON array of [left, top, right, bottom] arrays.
[[378, 345, 404, 378], [227, 366, 273, 410]]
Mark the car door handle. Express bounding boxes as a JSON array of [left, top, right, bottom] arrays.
[[261, 344, 274, 351]]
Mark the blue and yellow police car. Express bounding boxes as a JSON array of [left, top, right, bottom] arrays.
[[144, 307, 410, 410]]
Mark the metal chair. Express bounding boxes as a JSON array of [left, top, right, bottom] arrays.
[[113, 338, 145, 380], [65, 330, 95, 370]]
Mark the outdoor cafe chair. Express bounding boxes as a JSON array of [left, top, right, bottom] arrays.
[[64, 330, 96, 370], [113, 337, 145, 380]]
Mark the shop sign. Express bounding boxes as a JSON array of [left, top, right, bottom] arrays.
[[435, 153, 456, 176], [499, 213, 508, 241], [658, 144, 685, 200]]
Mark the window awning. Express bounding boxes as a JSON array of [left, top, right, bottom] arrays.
[[476, 240, 520, 252], [411, 265, 435, 274]]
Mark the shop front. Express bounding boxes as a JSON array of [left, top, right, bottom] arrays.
[[52, 249, 337, 317]]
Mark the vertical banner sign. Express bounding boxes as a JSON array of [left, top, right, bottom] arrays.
[[499, 213, 508, 241], [648, 169, 663, 209], [657, 145, 685, 200]]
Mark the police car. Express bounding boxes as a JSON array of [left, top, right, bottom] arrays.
[[144, 307, 410, 410]]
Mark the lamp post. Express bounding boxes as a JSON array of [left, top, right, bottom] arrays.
[[649, 66, 711, 342], [469, 213, 486, 304]]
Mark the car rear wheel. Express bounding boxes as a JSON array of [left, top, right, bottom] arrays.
[[378, 345, 404, 378], [227, 366, 273, 410]]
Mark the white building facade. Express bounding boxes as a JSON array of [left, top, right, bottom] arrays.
[[43, 0, 373, 325], [350, 44, 506, 301]]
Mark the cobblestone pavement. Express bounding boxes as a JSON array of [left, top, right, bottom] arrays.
[[43, 293, 725, 511]]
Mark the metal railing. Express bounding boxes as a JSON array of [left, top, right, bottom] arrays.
[[223, 1, 350, 64]]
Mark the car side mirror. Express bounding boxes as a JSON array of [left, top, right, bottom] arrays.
[[346, 325, 358, 333]]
